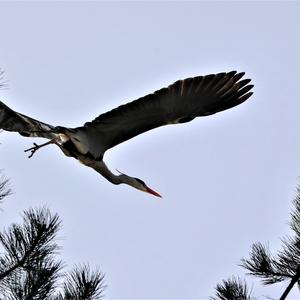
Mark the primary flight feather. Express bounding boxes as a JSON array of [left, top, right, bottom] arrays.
[[0, 71, 253, 197]]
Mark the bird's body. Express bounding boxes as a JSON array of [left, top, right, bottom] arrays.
[[0, 71, 253, 197]]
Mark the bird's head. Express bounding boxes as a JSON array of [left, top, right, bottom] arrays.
[[116, 170, 162, 198], [132, 177, 162, 198]]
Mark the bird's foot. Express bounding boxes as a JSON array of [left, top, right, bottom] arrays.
[[24, 143, 41, 158], [24, 139, 57, 158]]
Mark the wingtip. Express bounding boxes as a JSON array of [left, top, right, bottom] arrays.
[[239, 91, 254, 103], [227, 70, 237, 76]]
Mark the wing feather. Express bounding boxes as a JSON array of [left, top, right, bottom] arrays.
[[0, 101, 56, 139], [73, 71, 253, 158]]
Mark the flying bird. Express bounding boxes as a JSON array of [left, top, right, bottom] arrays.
[[0, 71, 253, 197]]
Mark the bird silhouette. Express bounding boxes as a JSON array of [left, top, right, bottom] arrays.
[[0, 71, 253, 197]]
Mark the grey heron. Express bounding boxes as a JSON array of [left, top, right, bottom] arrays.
[[0, 71, 253, 197]]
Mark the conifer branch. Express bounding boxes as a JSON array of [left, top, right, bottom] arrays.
[[0, 207, 63, 299], [211, 276, 253, 300], [56, 264, 106, 300], [0, 174, 11, 203]]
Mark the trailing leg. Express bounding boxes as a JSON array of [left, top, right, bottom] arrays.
[[24, 139, 59, 158]]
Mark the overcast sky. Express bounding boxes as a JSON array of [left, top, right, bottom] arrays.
[[1, 1, 300, 299]]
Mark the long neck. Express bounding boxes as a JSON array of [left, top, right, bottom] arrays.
[[92, 160, 121, 184], [90, 160, 137, 187]]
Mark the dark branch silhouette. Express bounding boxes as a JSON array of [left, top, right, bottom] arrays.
[[56, 264, 106, 300], [241, 186, 300, 299], [0, 204, 105, 299], [241, 242, 291, 285], [0, 69, 7, 90], [212, 184, 300, 299], [0, 207, 63, 299], [0, 173, 11, 203], [211, 276, 253, 300]]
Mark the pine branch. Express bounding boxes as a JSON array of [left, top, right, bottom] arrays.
[[276, 186, 300, 300], [0, 207, 63, 299], [279, 265, 300, 300], [275, 186, 300, 274], [0, 174, 11, 203], [290, 186, 300, 236], [56, 264, 106, 300], [241, 242, 291, 284], [211, 276, 253, 300], [240, 185, 300, 299], [0, 69, 7, 90], [1, 259, 62, 300]]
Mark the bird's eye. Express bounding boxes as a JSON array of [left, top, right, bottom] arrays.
[[134, 177, 146, 186]]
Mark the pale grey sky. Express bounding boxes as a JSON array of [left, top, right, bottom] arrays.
[[1, 1, 300, 299]]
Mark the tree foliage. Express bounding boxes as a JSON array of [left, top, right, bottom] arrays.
[[211, 276, 253, 300], [0, 69, 7, 90], [0, 193, 105, 299], [57, 265, 105, 300], [213, 184, 300, 300], [241, 186, 300, 296], [0, 173, 11, 203], [0, 207, 62, 299]]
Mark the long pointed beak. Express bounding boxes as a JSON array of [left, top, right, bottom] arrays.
[[145, 186, 162, 198]]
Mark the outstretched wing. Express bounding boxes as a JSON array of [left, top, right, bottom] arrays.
[[0, 101, 56, 139], [73, 71, 253, 158]]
